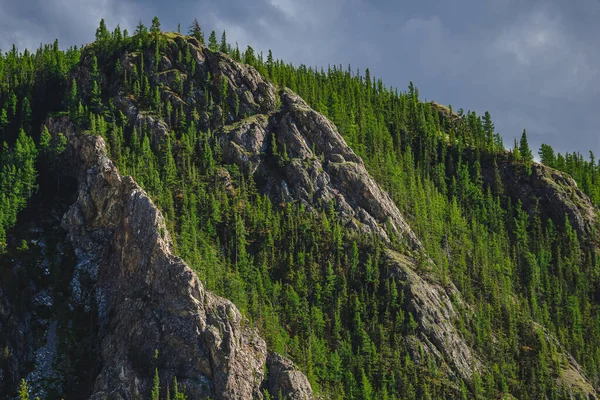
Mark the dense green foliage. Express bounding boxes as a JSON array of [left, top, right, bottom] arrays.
[[235, 37, 600, 399], [0, 37, 80, 247], [3, 18, 600, 399], [0, 130, 38, 247]]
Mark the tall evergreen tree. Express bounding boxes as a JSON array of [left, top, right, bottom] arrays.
[[220, 30, 228, 53], [208, 31, 219, 51], [189, 18, 205, 44]]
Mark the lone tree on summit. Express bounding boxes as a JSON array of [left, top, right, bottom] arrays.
[[95, 19, 110, 46], [151, 16, 161, 36], [208, 30, 219, 51], [519, 130, 533, 162], [189, 18, 205, 44], [519, 129, 533, 174]]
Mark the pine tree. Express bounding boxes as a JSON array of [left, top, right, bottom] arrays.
[[189, 19, 205, 44], [90, 81, 102, 113], [95, 19, 111, 46], [538, 144, 556, 167], [266, 49, 274, 78], [360, 369, 374, 400], [39, 126, 51, 154], [151, 368, 160, 400], [69, 78, 78, 117], [244, 46, 256, 65], [220, 31, 228, 53], [519, 129, 533, 163], [512, 138, 521, 161], [113, 24, 123, 43], [151, 16, 161, 37], [135, 19, 149, 49], [0, 109, 8, 132], [172, 377, 186, 400], [482, 111, 494, 151], [208, 31, 218, 51], [21, 97, 32, 132], [19, 379, 29, 400]]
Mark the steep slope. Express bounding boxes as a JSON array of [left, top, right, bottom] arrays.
[[67, 32, 600, 398], [94, 34, 419, 247], [384, 250, 481, 382], [52, 119, 314, 399], [105, 33, 599, 397], [1, 26, 600, 399], [62, 126, 265, 399], [1, 32, 482, 397], [219, 89, 420, 247]]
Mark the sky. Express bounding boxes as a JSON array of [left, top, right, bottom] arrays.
[[0, 0, 599, 157]]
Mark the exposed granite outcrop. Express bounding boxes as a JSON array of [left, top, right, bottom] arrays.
[[267, 353, 315, 400], [217, 90, 421, 247], [385, 250, 481, 384], [57, 128, 313, 399]]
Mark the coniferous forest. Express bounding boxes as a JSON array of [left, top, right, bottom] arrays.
[[1, 18, 600, 400]]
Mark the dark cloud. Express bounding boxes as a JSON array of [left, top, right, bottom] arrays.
[[0, 0, 598, 156]]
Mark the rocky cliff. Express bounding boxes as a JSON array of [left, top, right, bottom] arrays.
[[0, 113, 316, 398], [56, 120, 315, 399], [1, 30, 599, 399], [62, 33, 600, 397], [63, 129, 263, 399], [385, 250, 482, 384], [1, 33, 474, 398], [104, 34, 483, 388], [100, 34, 419, 248], [218, 89, 420, 248]]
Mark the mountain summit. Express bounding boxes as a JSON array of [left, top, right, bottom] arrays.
[[0, 20, 599, 399]]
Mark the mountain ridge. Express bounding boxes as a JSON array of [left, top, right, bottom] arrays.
[[0, 24, 599, 399]]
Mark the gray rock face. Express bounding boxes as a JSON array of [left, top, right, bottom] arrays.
[[58, 130, 311, 400], [202, 44, 278, 117], [385, 248, 597, 397], [0, 285, 29, 396], [385, 250, 481, 384], [219, 89, 421, 247], [114, 96, 170, 146], [267, 353, 315, 400]]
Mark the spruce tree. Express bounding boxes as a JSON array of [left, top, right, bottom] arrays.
[[189, 19, 205, 44], [519, 129, 533, 163], [220, 31, 228, 53], [538, 144, 556, 167], [151, 368, 160, 400], [208, 31, 218, 51], [151, 16, 161, 36], [519, 129, 533, 174], [95, 19, 110, 46]]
